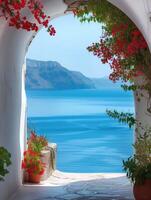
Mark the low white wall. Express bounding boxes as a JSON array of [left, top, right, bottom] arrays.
[[0, 0, 151, 199]]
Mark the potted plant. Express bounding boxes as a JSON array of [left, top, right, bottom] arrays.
[[22, 131, 49, 183], [22, 150, 45, 183], [123, 133, 151, 200]]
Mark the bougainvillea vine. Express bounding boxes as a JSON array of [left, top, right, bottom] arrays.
[[0, 0, 56, 35], [87, 23, 148, 82], [75, 0, 151, 83]]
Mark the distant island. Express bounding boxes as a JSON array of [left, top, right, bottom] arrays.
[[26, 59, 121, 90]]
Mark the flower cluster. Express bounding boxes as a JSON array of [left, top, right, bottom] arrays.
[[22, 150, 45, 175], [0, 0, 56, 35], [22, 131, 48, 176], [87, 23, 148, 82]]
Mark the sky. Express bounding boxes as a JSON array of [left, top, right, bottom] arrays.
[[27, 14, 111, 78]]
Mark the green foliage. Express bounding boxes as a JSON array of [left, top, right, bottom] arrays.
[[134, 133, 151, 167], [121, 84, 138, 92], [123, 158, 151, 184], [76, 0, 151, 84], [106, 109, 135, 128], [106, 109, 149, 132], [28, 131, 48, 154], [0, 147, 11, 181], [121, 83, 151, 95], [123, 134, 151, 184], [106, 110, 151, 184], [76, 0, 132, 31], [106, 109, 151, 184]]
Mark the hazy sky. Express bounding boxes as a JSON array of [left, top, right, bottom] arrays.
[[27, 14, 111, 78]]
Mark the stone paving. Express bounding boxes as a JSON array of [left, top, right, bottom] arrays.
[[10, 171, 134, 200]]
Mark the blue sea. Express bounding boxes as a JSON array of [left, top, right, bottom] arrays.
[[27, 89, 134, 173]]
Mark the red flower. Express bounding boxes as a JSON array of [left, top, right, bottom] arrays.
[[0, 0, 55, 36], [21, 161, 26, 169], [22, 131, 48, 177], [87, 23, 148, 82]]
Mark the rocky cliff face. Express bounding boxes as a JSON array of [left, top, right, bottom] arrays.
[[26, 59, 95, 90]]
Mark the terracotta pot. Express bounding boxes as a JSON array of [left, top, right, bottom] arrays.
[[23, 171, 29, 183], [28, 173, 41, 184], [133, 179, 151, 200]]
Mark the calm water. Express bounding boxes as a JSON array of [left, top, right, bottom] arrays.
[[27, 89, 134, 173]]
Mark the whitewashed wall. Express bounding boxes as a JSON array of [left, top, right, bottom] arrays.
[[134, 76, 151, 138], [0, 0, 151, 199]]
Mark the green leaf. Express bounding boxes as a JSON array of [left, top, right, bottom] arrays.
[[0, 147, 11, 181]]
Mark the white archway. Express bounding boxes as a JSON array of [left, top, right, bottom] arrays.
[[0, 0, 151, 199]]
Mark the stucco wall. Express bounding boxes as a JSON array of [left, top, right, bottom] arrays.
[[0, 0, 151, 199]]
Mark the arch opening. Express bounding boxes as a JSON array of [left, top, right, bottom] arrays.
[[0, 0, 151, 199], [26, 13, 134, 174]]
